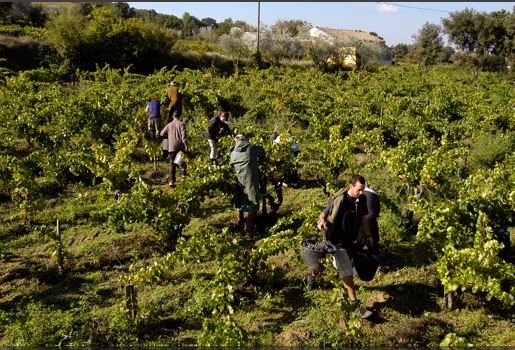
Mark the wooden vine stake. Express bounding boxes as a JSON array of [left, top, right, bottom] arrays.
[[125, 284, 138, 319], [261, 175, 268, 216], [56, 219, 64, 275], [445, 291, 455, 310]]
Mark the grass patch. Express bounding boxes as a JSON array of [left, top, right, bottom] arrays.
[[1, 153, 513, 347]]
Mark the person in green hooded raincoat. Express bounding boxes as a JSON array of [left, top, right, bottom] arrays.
[[229, 134, 266, 233]]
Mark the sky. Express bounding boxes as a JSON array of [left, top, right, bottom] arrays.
[[127, 2, 513, 46]]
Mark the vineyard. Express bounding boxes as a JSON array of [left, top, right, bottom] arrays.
[[0, 63, 514, 346]]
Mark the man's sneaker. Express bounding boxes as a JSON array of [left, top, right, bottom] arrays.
[[361, 309, 373, 319], [169, 181, 176, 188], [351, 300, 373, 319], [303, 275, 315, 291]]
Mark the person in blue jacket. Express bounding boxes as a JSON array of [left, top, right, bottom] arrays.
[[145, 97, 161, 138]]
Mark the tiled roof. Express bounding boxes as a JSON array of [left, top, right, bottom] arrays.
[[316, 27, 384, 43]]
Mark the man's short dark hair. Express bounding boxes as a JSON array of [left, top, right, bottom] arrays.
[[349, 175, 366, 186]]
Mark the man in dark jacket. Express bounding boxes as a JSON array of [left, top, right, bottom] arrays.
[[362, 182, 380, 254], [229, 134, 265, 234], [310, 175, 373, 318], [204, 111, 231, 162], [160, 110, 188, 187]]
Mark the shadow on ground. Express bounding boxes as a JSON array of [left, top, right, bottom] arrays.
[[371, 281, 441, 317]]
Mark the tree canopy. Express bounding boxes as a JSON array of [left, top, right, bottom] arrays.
[[411, 22, 444, 67], [442, 8, 514, 70]]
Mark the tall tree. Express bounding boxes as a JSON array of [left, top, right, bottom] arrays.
[[479, 10, 511, 56], [216, 18, 254, 36], [216, 18, 234, 36], [442, 8, 481, 52], [442, 8, 514, 70], [411, 22, 444, 67], [181, 12, 193, 37], [28, 4, 47, 27], [45, 6, 87, 59], [504, 9, 515, 69], [438, 46, 455, 63], [260, 31, 305, 65], [391, 43, 411, 61], [45, 4, 177, 73], [114, 2, 135, 19], [442, 8, 512, 56], [200, 17, 217, 28], [270, 19, 311, 37], [181, 12, 200, 37], [134, 8, 181, 29], [0, 1, 34, 25], [233, 20, 254, 32], [218, 27, 251, 65]]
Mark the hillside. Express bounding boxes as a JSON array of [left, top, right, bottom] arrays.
[[0, 64, 514, 346]]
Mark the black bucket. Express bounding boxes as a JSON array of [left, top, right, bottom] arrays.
[[352, 249, 380, 281], [301, 239, 327, 269]]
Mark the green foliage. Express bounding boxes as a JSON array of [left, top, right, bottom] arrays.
[[5, 303, 74, 346], [377, 207, 406, 243], [44, 6, 87, 59], [0, 24, 44, 37], [468, 131, 515, 170], [198, 315, 246, 346], [133, 6, 182, 30], [107, 305, 140, 345], [415, 166, 515, 304], [0, 2, 47, 27], [411, 22, 444, 67], [260, 29, 307, 65], [45, 5, 178, 74], [391, 43, 411, 62], [218, 27, 252, 64], [440, 332, 473, 347], [279, 288, 364, 347], [1, 63, 515, 347], [437, 212, 515, 305], [0, 29, 58, 71], [172, 38, 218, 57], [442, 8, 514, 71]]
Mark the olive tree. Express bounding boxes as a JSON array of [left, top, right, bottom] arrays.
[[411, 22, 444, 67], [442, 8, 514, 71], [260, 32, 306, 65], [218, 27, 251, 64]]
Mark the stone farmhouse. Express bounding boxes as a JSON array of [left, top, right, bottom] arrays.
[[310, 27, 393, 67], [240, 25, 393, 67]]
